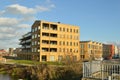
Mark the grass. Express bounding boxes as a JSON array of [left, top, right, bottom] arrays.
[[7, 59, 63, 66]]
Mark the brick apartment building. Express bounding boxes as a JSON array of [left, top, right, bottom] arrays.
[[102, 44, 115, 60], [18, 20, 80, 62]]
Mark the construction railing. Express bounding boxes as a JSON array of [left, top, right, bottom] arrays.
[[83, 60, 120, 80]]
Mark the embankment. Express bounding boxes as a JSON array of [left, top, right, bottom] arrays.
[[0, 63, 83, 80]]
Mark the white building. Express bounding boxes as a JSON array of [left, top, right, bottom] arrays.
[[114, 46, 119, 58]]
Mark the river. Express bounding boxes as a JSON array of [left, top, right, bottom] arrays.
[[0, 74, 11, 80]]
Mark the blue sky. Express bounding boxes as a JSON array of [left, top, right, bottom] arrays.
[[0, 0, 120, 49]]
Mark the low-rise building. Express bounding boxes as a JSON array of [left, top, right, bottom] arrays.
[[80, 41, 103, 61]]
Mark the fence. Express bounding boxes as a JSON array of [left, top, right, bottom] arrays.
[[83, 60, 120, 80]]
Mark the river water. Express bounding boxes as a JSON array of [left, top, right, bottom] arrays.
[[0, 74, 11, 80]]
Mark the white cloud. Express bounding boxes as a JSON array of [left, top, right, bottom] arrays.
[[36, 5, 50, 12], [0, 27, 15, 33], [6, 4, 36, 15], [18, 24, 30, 28], [0, 33, 16, 40], [0, 17, 19, 26], [1, 3, 55, 16]]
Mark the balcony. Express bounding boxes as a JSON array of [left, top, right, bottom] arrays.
[[50, 41, 57, 45], [50, 48, 57, 52], [26, 45, 31, 48], [50, 24, 57, 31], [20, 41, 26, 44], [21, 46, 25, 49], [42, 40, 49, 44], [23, 32, 31, 38], [42, 23, 49, 30], [42, 48, 49, 52], [50, 41, 57, 47], [42, 32, 49, 37], [26, 39, 31, 43], [50, 33, 57, 38]]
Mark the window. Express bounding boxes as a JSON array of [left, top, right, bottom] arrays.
[[32, 48, 34, 52], [59, 41, 62, 45], [88, 44, 91, 48], [74, 29, 75, 33], [43, 23, 49, 29], [32, 28, 34, 32], [81, 50, 84, 54], [76, 42, 78, 46], [42, 33, 49, 37], [42, 55, 47, 61], [35, 27, 37, 31], [35, 34, 37, 38], [70, 29, 72, 32], [35, 41, 37, 45], [50, 56, 55, 61], [67, 28, 69, 32], [81, 55, 85, 59], [34, 48, 37, 52], [74, 42, 75, 46], [50, 33, 57, 37], [67, 42, 69, 46], [63, 28, 65, 32], [58, 55, 63, 61], [50, 48, 57, 52], [32, 42, 34, 45], [76, 29, 78, 33], [81, 44, 84, 48], [63, 41, 65, 45], [32, 35, 34, 39], [50, 41, 57, 45], [50, 24, 57, 30]]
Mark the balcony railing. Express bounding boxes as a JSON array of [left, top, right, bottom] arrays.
[[26, 45, 31, 48], [25, 39, 31, 43], [23, 32, 31, 38], [20, 41, 26, 44]]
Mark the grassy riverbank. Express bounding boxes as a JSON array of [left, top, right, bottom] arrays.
[[0, 60, 83, 80], [7, 59, 63, 66]]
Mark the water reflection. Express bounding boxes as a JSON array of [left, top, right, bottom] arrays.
[[0, 74, 11, 80]]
